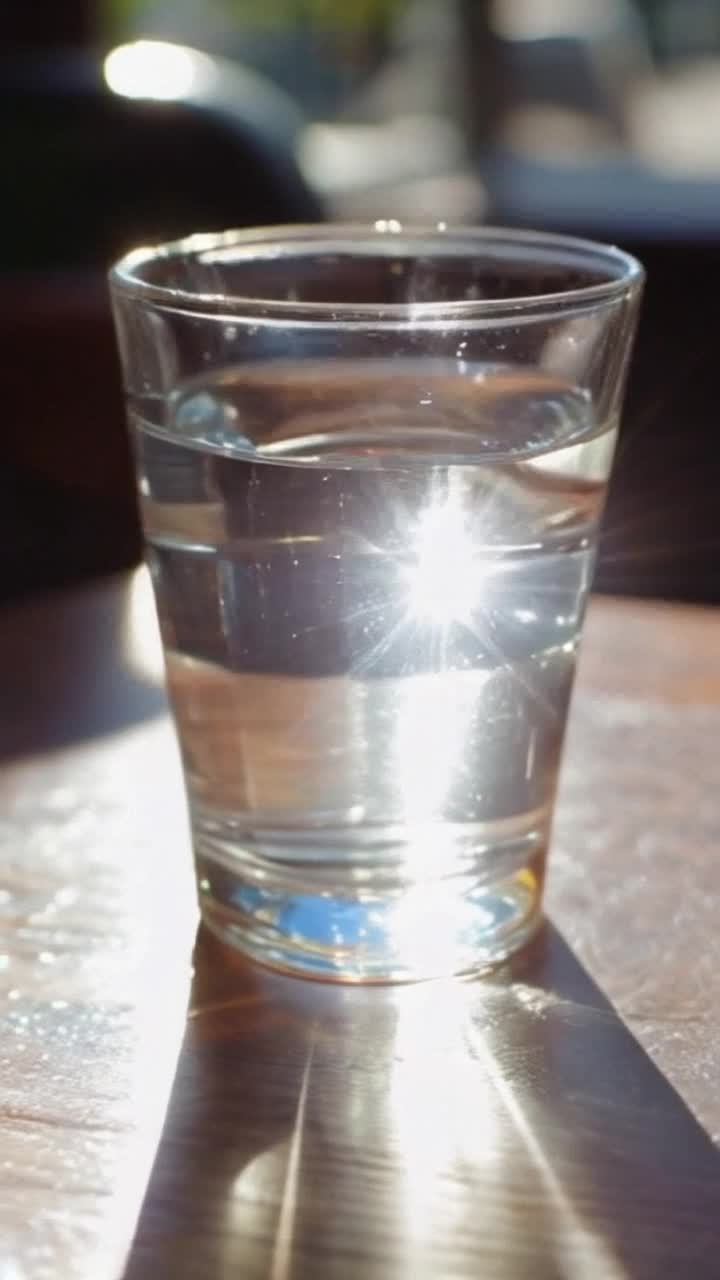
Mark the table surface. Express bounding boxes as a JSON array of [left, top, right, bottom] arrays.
[[2, 570, 720, 1279]]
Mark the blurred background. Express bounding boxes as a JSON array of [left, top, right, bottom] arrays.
[[2, 0, 720, 604]]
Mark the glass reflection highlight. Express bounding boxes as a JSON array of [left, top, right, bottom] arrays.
[[393, 670, 482, 825], [404, 499, 480, 625], [122, 568, 166, 685]]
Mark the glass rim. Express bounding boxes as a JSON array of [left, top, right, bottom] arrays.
[[109, 222, 644, 321]]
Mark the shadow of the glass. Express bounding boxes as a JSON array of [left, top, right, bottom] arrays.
[[125, 923, 720, 1279], [0, 570, 167, 762]]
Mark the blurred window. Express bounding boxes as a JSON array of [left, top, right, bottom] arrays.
[[634, 0, 720, 63]]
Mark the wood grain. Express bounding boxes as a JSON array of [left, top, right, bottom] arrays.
[[1, 572, 720, 1278]]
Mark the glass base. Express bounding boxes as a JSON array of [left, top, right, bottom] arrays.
[[195, 835, 545, 983]]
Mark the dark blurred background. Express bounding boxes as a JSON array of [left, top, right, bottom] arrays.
[[2, 0, 719, 604]]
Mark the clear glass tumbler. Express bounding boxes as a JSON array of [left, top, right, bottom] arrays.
[[110, 224, 643, 981]]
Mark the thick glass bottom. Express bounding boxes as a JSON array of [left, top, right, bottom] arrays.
[[195, 831, 545, 983]]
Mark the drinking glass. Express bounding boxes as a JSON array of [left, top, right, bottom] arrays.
[[110, 224, 643, 981]]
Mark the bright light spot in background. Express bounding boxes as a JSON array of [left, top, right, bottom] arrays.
[[104, 40, 215, 101], [491, 0, 624, 40], [404, 500, 480, 625], [299, 117, 464, 196]]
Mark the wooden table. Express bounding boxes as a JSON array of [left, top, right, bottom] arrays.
[[2, 570, 719, 1279]]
